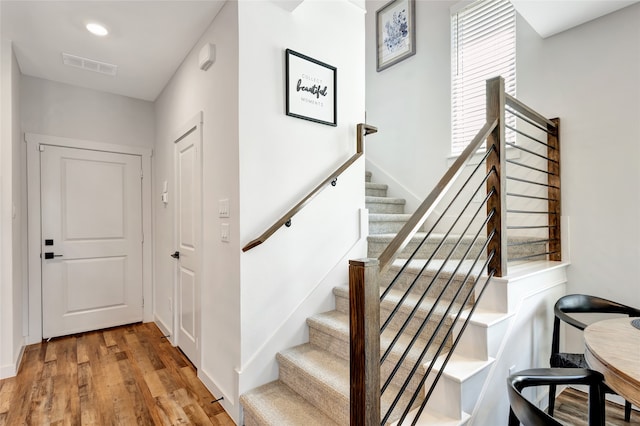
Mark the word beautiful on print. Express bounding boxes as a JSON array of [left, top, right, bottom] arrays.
[[297, 74, 328, 106]]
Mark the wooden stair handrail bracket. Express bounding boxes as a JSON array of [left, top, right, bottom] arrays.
[[242, 123, 378, 252]]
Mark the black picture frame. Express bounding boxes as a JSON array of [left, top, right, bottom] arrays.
[[376, 0, 416, 72], [285, 49, 337, 127]]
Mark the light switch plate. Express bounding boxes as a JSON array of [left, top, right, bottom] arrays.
[[219, 199, 230, 218], [220, 223, 230, 242]]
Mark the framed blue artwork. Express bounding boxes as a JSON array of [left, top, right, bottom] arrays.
[[376, 0, 416, 72]]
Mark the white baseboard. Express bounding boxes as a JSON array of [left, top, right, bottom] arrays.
[[153, 316, 172, 341], [0, 344, 25, 379], [199, 367, 239, 424]]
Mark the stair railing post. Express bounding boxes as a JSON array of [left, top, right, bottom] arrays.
[[349, 258, 381, 426], [547, 118, 561, 261], [486, 77, 507, 277]]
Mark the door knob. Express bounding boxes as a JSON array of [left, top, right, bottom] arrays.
[[171, 251, 180, 259]]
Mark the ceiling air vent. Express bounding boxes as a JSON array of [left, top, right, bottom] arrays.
[[62, 53, 118, 76]]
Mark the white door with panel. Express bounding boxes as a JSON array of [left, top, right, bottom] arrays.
[[173, 122, 202, 366], [41, 145, 143, 338]]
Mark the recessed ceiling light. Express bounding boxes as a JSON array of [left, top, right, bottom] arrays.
[[86, 23, 108, 37]]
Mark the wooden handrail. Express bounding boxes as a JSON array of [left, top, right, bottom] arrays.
[[376, 118, 498, 273], [242, 123, 378, 252], [505, 93, 557, 131]]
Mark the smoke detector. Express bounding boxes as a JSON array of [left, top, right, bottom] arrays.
[[62, 53, 118, 76]]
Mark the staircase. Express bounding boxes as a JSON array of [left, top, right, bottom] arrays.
[[240, 171, 514, 425]]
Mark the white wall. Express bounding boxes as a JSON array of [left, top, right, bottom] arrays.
[[21, 76, 154, 148], [518, 4, 640, 324], [155, 0, 366, 421], [365, 0, 456, 211], [153, 1, 241, 420], [0, 38, 24, 379], [236, 0, 366, 410]]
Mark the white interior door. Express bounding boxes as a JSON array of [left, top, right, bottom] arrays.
[[41, 145, 143, 338], [174, 122, 202, 366]]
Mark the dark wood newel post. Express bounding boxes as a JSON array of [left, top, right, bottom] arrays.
[[349, 259, 380, 426], [485, 77, 507, 277], [548, 118, 561, 261]]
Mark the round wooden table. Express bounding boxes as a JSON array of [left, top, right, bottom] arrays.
[[584, 317, 640, 408]]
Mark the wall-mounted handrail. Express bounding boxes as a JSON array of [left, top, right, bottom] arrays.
[[377, 119, 498, 273], [242, 123, 377, 252]]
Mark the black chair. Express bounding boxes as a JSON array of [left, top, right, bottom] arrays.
[[508, 368, 605, 426], [549, 294, 640, 422]]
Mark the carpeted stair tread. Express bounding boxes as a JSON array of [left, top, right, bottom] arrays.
[[367, 233, 478, 243], [277, 343, 423, 425], [332, 284, 464, 317], [307, 310, 441, 368], [366, 182, 389, 190], [386, 258, 486, 280], [366, 196, 406, 204], [240, 380, 339, 426], [369, 213, 413, 222]]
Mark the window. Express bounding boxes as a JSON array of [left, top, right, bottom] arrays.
[[451, 0, 516, 155]]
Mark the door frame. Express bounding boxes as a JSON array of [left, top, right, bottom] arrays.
[[171, 112, 203, 367], [26, 133, 153, 343]]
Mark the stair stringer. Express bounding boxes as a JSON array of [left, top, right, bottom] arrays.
[[394, 261, 569, 425], [453, 261, 570, 426], [365, 158, 422, 214]]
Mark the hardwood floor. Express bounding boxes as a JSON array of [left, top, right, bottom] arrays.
[[554, 387, 640, 426], [1, 324, 637, 425], [0, 322, 235, 426]]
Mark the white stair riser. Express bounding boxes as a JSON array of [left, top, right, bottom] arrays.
[[424, 360, 493, 420], [453, 315, 512, 360]]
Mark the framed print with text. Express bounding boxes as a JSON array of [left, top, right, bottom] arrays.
[[285, 49, 337, 127]]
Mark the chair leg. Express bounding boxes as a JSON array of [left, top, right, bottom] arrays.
[[624, 401, 632, 422], [548, 383, 557, 416], [508, 408, 520, 426]]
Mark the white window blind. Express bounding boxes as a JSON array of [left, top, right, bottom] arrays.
[[451, 0, 516, 155]]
